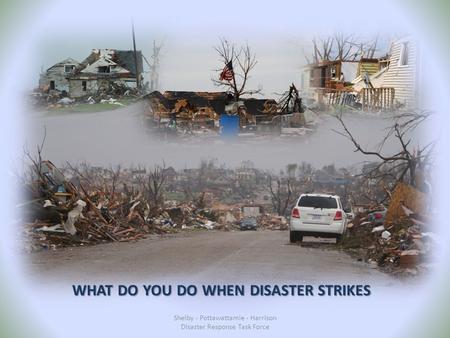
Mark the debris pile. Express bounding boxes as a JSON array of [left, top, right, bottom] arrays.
[[30, 82, 140, 111], [149, 206, 218, 231], [29, 89, 69, 109], [258, 214, 288, 230], [20, 161, 219, 252], [341, 183, 436, 276], [20, 160, 317, 252], [143, 89, 314, 139], [23, 189, 154, 252]]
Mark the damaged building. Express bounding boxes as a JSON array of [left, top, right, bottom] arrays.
[[39, 58, 81, 94], [39, 49, 143, 98], [300, 36, 420, 111], [144, 90, 282, 132], [352, 36, 419, 109], [144, 84, 307, 136]]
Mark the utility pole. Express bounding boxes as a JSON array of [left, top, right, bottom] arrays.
[[150, 40, 163, 91], [131, 20, 141, 90]]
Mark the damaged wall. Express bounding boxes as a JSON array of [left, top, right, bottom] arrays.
[[68, 78, 137, 98], [40, 50, 142, 98], [69, 79, 98, 98], [382, 37, 418, 108], [39, 58, 80, 92]]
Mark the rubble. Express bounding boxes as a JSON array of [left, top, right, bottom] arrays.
[[384, 183, 426, 224], [257, 214, 288, 230], [30, 80, 140, 111], [339, 183, 436, 277], [21, 157, 436, 273], [63, 199, 86, 235], [143, 86, 316, 139], [381, 230, 391, 240], [20, 161, 222, 252], [371, 225, 385, 233], [21, 160, 297, 252], [399, 250, 420, 268], [58, 97, 75, 105]]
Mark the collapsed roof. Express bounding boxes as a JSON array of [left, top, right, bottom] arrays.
[[145, 91, 278, 116], [69, 49, 143, 79]]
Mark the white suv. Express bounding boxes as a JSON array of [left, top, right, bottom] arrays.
[[289, 193, 347, 243]]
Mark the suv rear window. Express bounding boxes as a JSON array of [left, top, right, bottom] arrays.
[[298, 196, 337, 209]]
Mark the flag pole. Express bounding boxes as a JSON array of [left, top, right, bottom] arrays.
[[230, 60, 238, 102]]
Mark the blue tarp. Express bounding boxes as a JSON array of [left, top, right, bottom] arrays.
[[219, 114, 240, 137]]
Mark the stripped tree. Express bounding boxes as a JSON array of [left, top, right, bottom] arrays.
[[212, 38, 260, 101], [310, 33, 379, 63], [334, 111, 434, 197], [138, 162, 168, 213], [267, 174, 297, 216]]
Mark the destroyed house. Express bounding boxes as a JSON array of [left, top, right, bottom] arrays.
[[146, 91, 278, 120], [157, 91, 231, 114], [40, 49, 143, 98], [39, 58, 81, 93], [306, 60, 359, 90], [68, 49, 143, 98], [241, 98, 278, 116], [351, 37, 419, 109], [380, 37, 419, 108], [357, 58, 382, 77]]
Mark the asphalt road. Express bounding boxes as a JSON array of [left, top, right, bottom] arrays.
[[26, 230, 395, 286]]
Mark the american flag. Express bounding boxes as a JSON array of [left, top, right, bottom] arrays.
[[219, 61, 234, 82]]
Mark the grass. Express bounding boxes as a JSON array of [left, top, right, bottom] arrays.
[[44, 98, 138, 115]]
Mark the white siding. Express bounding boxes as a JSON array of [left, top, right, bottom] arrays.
[[382, 38, 417, 108]]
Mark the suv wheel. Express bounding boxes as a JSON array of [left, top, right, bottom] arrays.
[[289, 231, 297, 243], [290, 231, 303, 243]]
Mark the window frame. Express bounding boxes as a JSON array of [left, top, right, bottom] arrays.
[[64, 64, 75, 74], [398, 42, 410, 67]]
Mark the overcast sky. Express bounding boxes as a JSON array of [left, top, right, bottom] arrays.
[[26, 0, 413, 96], [12, 0, 443, 171]]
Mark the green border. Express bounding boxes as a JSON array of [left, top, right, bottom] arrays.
[[404, 1, 450, 338], [0, 2, 45, 337]]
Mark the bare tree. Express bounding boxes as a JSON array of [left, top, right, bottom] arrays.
[[65, 161, 93, 185], [212, 38, 260, 101], [310, 34, 379, 63], [108, 164, 122, 196], [235, 176, 256, 200], [183, 187, 207, 209], [286, 163, 298, 178], [312, 36, 334, 63], [365, 35, 378, 59], [23, 127, 48, 195], [333, 33, 358, 61], [298, 161, 313, 177], [267, 174, 297, 216], [197, 158, 218, 189], [334, 111, 434, 193], [141, 162, 168, 211]]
